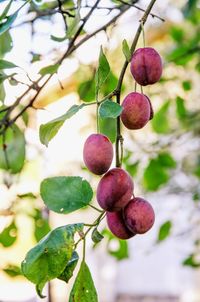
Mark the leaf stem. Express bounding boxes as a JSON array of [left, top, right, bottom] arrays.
[[74, 211, 105, 249], [82, 238, 86, 261], [140, 20, 146, 48]]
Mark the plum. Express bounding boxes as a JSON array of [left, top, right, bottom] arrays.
[[106, 211, 135, 239], [130, 47, 162, 86], [124, 197, 155, 234], [97, 168, 133, 212], [83, 134, 113, 175], [121, 92, 150, 129]]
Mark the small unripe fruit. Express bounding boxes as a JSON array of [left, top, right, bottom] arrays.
[[130, 47, 162, 86], [106, 211, 135, 240], [124, 197, 155, 234], [83, 134, 113, 175], [97, 168, 133, 212], [121, 92, 150, 129]]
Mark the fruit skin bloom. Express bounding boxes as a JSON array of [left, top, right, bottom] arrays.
[[106, 211, 135, 240], [130, 47, 162, 86], [121, 92, 150, 129], [97, 168, 134, 212], [124, 197, 155, 234], [83, 134, 113, 175]]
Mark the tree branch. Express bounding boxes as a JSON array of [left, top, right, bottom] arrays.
[[57, 0, 68, 31], [118, 0, 165, 22], [0, 2, 129, 133], [115, 0, 159, 167]]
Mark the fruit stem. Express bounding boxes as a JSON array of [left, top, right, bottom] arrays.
[[74, 211, 106, 248], [96, 104, 100, 133], [114, 0, 158, 167], [96, 90, 100, 133], [115, 92, 123, 168], [140, 21, 146, 48], [89, 204, 104, 213], [134, 81, 137, 92]]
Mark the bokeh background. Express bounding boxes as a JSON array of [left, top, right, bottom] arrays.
[[0, 0, 200, 301]]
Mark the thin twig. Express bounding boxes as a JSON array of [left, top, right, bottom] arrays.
[[118, 0, 165, 22], [57, 0, 68, 31], [1, 2, 128, 132], [74, 211, 106, 249]]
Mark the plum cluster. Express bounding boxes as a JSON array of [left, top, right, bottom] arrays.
[[83, 135, 155, 240], [82, 47, 162, 240], [121, 47, 162, 130]]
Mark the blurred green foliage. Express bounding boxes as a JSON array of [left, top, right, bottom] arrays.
[[0, 0, 199, 284]]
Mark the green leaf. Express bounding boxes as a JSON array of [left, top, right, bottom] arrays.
[[143, 159, 169, 191], [176, 96, 187, 120], [21, 223, 83, 298], [39, 64, 59, 76], [151, 101, 171, 134], [51, 34, 67, 42], [0, 220, 17, 247], [99, 117, 116, 143], [39, 104, 85, 146], [58, 251, 79, 283], [170, 27, 184, 43], [0, 82, 5, 101], [102, 71, 119, 96], [0, 72, 7, 84], [95, 47, 110, 97], [143, 153, 176, 191], [78, 79, 95, 103], [99, 100, 122, 119], [0, 12, 18, 36], [67, 0, 81, 38], [102, 229, 129, 261], [69, 261, 98, 302], [182, 80, 192, 91], [157, 152, 176, 168], [3, 264, 22, 277], [0, 124, 25, 174], [193, 192, 200, 202], [167, 44, 196, 65], [33, 210, 51, 242], [109, 239, 129, 261], [34, 219, 50, 242], [0, 72, 16, 84], [17, 192, 37, 199], [0, 31, 13, 57], [194, 165, 200, 179], [122, 39, 131, 62], [19, 105, 29, 126], [0, 1, 30, 36], [0, 59, 17, 69], [40, 176, 93, 214], [183, 254, 200, 268], [31, 53, 40, 63], [9, 77, 18, 86], [0, 0, 14, 21], [125, 161, 139, 177], [92, 228, 104, 244], [157, 221, 172, 242]]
